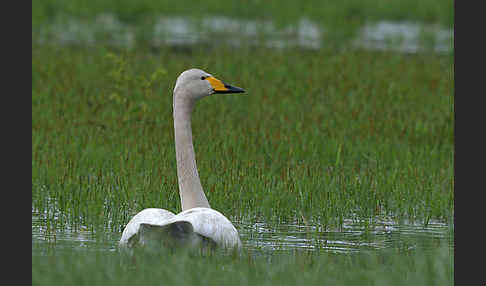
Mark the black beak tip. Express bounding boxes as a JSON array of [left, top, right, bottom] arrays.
[[215, 84, 245, 94], [228, 86, 245, 93]]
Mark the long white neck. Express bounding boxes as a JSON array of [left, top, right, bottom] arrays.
[[173, 91, 210, 211]]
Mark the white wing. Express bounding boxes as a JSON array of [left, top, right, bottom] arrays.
[[119, 207, 241, 255], [166, 207, 241, 249], [119, 208, 176, 250]]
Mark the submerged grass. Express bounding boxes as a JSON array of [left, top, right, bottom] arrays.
[[32, 45, 454, 232], [32, 243, 453, 286]]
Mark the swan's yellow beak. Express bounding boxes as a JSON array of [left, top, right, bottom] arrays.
[[205, 76, 245, 94]]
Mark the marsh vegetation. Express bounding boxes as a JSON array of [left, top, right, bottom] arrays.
[[32, 1, 454, 285]]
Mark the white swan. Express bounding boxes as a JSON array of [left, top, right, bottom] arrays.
[[119, 68, 245, 256]]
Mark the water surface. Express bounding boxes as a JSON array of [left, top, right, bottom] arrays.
[[33, 14, 453, 54], [32, 211, 453, 257]]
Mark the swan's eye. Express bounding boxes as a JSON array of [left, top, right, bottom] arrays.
[[201, 76, 207, 80]]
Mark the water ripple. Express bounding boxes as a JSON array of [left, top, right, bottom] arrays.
[[32, 210, 453, 256]]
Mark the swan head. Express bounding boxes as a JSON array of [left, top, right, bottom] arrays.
[[174, 68, 245, 101]]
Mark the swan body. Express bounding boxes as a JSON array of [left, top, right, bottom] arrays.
[[119, 68, 244, 255]]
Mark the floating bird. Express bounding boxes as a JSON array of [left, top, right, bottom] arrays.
[[119, 68, 244, 257]]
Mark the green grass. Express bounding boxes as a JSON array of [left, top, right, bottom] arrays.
[[32, 244, 453, 286], [32, 0, 454, 52], [32, 0, 454, 28], [32, 46, 454, 232], [32, 2, 454, 283]]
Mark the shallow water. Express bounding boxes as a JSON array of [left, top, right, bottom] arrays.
[[32, 210, 453, 257], [33, 14, 453, 54], [239, 216, 453, 254]]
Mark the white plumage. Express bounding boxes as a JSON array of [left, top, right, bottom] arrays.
[[119, 69, 245, 255]]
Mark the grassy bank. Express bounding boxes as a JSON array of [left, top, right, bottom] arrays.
[[32, 45, 454, 232]]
